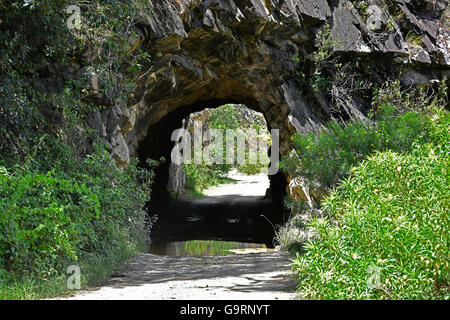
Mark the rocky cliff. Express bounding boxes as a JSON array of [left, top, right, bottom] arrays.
[[80, 0, 449, 166]]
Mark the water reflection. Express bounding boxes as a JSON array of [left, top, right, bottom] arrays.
[[149, 240, 272, 256]]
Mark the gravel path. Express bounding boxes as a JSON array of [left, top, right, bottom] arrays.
[[64, 252, 296, 300], [63, 172, 296, 300], [203, 170, 270, 197]]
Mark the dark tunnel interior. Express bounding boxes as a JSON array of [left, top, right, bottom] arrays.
[[137, 100, 288, 247]]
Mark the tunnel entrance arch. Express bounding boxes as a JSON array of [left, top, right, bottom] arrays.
[[137, 99, 288, 246]]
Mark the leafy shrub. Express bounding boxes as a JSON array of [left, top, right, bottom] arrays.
[[0, 1, 151, 76], [286, 108, 449, 299], [0, 142, 157, 279], [372, 80, 448, 114], [208, 104, 241, 130], [0, 169, 99, 276], [0, 75, 45, 162], [293, 145, 449, 299], [281, 103, 435, 189], [72, 145, 157, 255], [182, 104, 270, 193], [0, 0, 153, 162], [236, 160, 265, 175], [183, 162, 232, 193], [0, 0, 157, 298]]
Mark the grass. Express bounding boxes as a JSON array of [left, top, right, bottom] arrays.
[[216, 176, 238, 185], [0, 243, 138, 300], [292, 146, 449, 299], [281, 106, 449, 299], [180, 174, 238, 199]]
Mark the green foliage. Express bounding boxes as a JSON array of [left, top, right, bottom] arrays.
[[283, 104, 449, 299], [0, 0, 157, 299], [0, 242, 135, 299], [0, 0, 155, 163], [0, 142, 157, 280], [313, 22, 336, 65], [0, 0, 151, 75], [372, 80, 448, 114], [1, 1, 74, 73], [293, 145, 449, 299], [182, 104, 239, 193], [275, 224, 306, 254], [236, 160, 265, 175], [352, 0, 370, 19], [303, 21, 342, 93], [0, 170, 100, 276], [0, 1, 152, 153], [405, 31, 424, 47], [0, 75, 44, 161], [183, 163, 234, 193], [208, 104, 241, 130], [294, 22, 373, 110], [281, 103, 437, 189], [0, 272, 68, 300], [182, 104, 269, 194]]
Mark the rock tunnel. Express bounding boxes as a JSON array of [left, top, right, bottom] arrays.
[[84, 0, 448, 246]]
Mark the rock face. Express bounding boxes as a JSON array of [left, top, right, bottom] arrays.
[[167, 162, 186, 194], [80, 1, 448, 182]]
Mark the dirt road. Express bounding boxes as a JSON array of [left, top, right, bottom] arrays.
[[65, 252, 296, 300], [64, 172, 296, 300]]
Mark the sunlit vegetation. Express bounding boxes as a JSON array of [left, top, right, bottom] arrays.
[[182, 104, 270, 194], [280, 82, 449, 299], [0, 0, 156, 299]]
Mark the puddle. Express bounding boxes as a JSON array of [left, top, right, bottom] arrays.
[[149, 240, 273, 256]]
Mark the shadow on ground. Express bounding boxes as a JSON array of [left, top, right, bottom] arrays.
[[66, 252, 297, 300], [150, 196, 283, 246]]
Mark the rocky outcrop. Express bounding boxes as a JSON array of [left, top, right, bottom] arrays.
[[167, 162, 187, 194], [81, 0, 448, 167], [287, 176, 328, 209]]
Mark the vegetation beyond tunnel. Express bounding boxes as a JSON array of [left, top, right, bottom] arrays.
[[139, 104, 287, 246]]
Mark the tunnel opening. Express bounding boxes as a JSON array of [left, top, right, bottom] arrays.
[[138, 101, 288, 250]]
